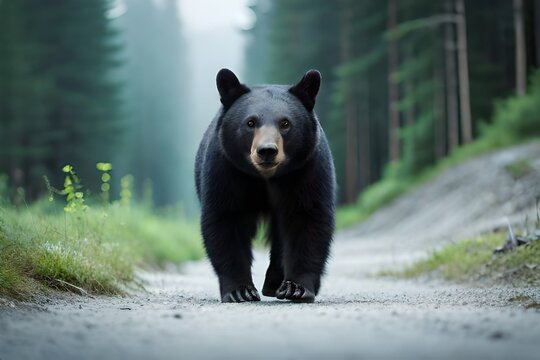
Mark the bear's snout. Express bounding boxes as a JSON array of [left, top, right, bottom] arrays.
[[256, 144, 278, 163], [250, 125, 286, 177]]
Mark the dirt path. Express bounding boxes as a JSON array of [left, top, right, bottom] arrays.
[[1, 249, 539, 360], [1, 142, 540, 360]]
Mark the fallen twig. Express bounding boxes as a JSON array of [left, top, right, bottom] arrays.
[[53, 278, 93, 297]]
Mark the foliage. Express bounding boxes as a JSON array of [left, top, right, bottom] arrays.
[[0, 0, 195, 210], [336, 165, 412, 229], [120, 174, 134, 207], [249, 0, 538, 208], [337, 66, 540, 229], [243, 0, 272, 84], [0, 174, 8, 205], [96, 162, 112, 204], [329, 1, 388, 202], [0, 164, 203, 300], [0, 201, 203, 300], [45, 165, 88, 214], [0, 0, 123, 199], [265, 0, 340, 126], [381, 232, 540, 286], [486, 70, 540, 140]]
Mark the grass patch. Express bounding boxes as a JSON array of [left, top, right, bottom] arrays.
[[382, 232, 540, 286], [0, 201, 204, 300], [504, 158, 533, 179], [336, 175, 412, 229]]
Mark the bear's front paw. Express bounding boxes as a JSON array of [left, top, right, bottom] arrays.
[[275, 280, 315, 303], [221, 285, 261, 303]]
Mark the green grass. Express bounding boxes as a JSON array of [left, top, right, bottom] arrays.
[[504, 158, 533, 179], [336, 175, 412, 229], [0, 200, 204, 300], [381, 232, 540, 286]]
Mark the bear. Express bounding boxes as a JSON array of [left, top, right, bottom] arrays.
[[195, 68, 335, 303]]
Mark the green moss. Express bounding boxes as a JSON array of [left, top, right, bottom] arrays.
[[383, 232, 540, 286]]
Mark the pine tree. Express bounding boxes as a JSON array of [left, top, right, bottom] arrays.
[[332, 0, 387, 202], [386, 0, 444, 176], [0, 0, 123, 198], [244, 0, 272, 84], [266, 0, 340, 127]]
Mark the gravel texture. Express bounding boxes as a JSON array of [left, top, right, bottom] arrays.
[[1, 142, 539, 360]]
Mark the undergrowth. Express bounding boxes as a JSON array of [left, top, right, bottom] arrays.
[[0, 165, 203, 300], [380, 232, 540, 286]]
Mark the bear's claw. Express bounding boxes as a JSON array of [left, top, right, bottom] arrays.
[[221, 285, 261, 303], [275, 280, 315, 303]]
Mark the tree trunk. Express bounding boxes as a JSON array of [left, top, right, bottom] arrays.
[[435, 66, 446, 160], [514, 0, 527, 96], [345, 98, 358, 204], [359, 80, 371, 189], [404, 79, 416, 128], [387, 0, 400, 162], [535, 0, 540, 68], [455, 0, 472, 143], [403, 45, 416, 128], [444, 0, 459, 151], [340, 6, 357, 204]]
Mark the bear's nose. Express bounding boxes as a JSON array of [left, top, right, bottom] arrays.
[[257, 144, 278, 161]]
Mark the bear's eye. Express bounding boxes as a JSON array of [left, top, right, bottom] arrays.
[[246, 119, 256, 128], [280, 119, 290, 129]]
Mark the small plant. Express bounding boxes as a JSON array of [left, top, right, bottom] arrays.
[[120, 174, 134, 207], [45, 165, 88, 213], [142, 179, 153, 207], [536, 195, 540, 230], [96, 162, 113, 205], [0, 173, 8, 204]]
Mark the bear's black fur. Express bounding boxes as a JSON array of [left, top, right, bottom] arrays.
[[195, 69, 335, 303]]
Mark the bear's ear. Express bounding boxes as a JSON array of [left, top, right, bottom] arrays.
[[288, 69, 321, 112], [216, 68, 250, 110]]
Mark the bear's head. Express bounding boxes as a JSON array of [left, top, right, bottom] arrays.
[[216, 68, 321, 178]]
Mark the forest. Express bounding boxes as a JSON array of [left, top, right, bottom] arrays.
[[1, 1, 540, 356], [1, 0, 540, 211], [246, 0, 540, 208], [0, 0, 193, 210]]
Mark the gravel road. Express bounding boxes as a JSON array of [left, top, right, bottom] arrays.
[[1, 142, 540, 360]]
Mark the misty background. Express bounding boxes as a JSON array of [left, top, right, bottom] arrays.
[[1, 0, 539, 216], [114, 0, 252, 213], [178, 0, 250, 213], [0, 0, 253, 215]]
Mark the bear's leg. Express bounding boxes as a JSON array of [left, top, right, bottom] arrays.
[[262, 218, 284, 297], [276, 213, 332, 303], [201, 212, 260, 303]]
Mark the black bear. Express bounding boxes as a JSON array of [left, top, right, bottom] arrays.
[[195, 68, 335, 303]]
